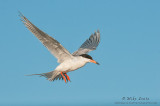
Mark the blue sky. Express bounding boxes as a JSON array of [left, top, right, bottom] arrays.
[[0, 0, 160, 106]]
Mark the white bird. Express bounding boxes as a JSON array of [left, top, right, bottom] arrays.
[[20, 13, 100, 83]]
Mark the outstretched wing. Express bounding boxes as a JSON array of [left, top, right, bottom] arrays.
[[72, 30, 100, 56], [20, 13, 73, 63]]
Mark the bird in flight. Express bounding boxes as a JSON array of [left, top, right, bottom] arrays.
[[20, 13, 100, 83]]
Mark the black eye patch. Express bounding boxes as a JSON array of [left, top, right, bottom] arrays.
[[80, 54, 93, 60]]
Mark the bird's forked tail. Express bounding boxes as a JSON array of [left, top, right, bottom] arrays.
[[26, 70, 70, 82]]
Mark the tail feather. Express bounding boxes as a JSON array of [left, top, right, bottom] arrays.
[[26, 71, 68, 81]]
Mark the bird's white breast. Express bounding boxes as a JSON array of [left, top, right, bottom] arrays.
[[55, 56, 89, 73]]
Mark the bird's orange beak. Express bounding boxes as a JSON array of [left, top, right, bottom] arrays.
[[90, 60, 100, 65]]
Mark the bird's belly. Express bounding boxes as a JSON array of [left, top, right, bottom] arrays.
[[56, 59, 86, 73], [70, 61, 86, 71]]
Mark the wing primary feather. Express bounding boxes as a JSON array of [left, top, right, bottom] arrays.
[[72, 30, 100, 56], [20, 12, 73, 63]]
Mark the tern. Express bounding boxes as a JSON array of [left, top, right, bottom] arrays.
[[20, 13, 100, 83]]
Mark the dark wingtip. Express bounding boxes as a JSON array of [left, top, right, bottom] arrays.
[[94, 29, 100, 36], [18, 11, 23, 17]]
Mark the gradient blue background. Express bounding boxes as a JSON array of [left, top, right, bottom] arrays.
[[0, 0, 160, 106]]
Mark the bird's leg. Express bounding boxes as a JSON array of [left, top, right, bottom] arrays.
[[61, 72, 67, 83], [65, 73, 70, 82]]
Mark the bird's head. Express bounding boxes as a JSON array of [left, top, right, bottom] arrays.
[[80, 54, 99, 65]]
